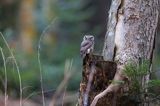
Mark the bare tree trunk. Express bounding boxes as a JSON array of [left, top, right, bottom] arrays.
[[78, 0, 160, 106]]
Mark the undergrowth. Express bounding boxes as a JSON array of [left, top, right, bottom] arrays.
[[123, 60, 160, 105]]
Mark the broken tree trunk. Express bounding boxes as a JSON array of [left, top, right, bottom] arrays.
[[78, 54, 117, 106], [78, 0, 160, 106]]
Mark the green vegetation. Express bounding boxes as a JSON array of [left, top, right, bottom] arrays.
[[0, 0, 96, 101], [123, 60, 160, 105]]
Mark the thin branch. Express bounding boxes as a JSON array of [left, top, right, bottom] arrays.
[[0, 47, 8, 106], [0, 32, 22, 106], [37, 17, 57, 106], [62, 86, 67, 106], [49, 59, 73, 106], [23, 89, 56, 103]]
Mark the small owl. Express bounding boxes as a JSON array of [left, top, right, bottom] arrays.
[[80, 35, 94, 58]]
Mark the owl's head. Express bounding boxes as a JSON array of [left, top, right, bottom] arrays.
[[83, 35, 94, 41]]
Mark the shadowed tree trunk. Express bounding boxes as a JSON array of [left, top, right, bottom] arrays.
[[78, 0, 160, 106]]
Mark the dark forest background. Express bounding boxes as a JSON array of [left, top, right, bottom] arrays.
[[0, 0, 159, 105]]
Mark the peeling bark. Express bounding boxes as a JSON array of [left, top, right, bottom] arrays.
[[103, 0, 122, 61], [113, 0, 159, 64]]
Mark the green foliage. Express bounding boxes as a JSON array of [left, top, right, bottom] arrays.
[[0, 0, 89, 97], [124, 60, 149, 93], [111, 80, 125, 85], [123, 60, 160, 104], [124, 60, 149, 77], [148, 80, 160, 88]]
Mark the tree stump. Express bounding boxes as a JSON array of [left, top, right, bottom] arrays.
[[78, 54, 117, 106]]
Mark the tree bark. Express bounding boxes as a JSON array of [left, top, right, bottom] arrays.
[[104, 0, 159, 105], [78, 0, 160, 106], [104, 0, 160, 105]]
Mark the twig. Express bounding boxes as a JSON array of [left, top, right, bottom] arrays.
[[37, 44, 45, 106], [49, 59, 73, 106], [23, 89, 56, 103], [0, 47, 8, 106], [0, 32, 22, 106], [37, 17, 57, 106], [62, 86, 67, 106]]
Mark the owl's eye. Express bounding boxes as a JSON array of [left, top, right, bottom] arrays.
[[84, 36, 88, 39], [83, 35, 94, 40], [83, 35, 87, 40], [89, 36, 94, 40]]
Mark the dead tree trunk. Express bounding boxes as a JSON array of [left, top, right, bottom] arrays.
[[78, 0, 160, 106]]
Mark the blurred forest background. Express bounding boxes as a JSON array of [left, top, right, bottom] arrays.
[[0, 0, 159, 106]]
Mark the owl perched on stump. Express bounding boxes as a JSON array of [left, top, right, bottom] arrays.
[[80, 35, 94, 58]]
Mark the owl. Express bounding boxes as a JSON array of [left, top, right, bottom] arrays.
[[80, 35, 94, 58]]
